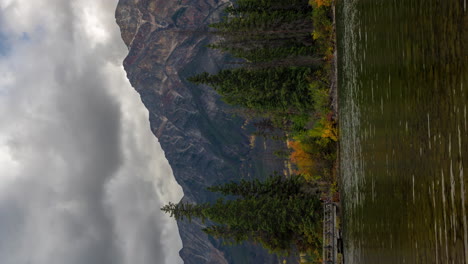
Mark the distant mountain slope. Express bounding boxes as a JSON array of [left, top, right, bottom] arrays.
[[115, 0, 290, 263]]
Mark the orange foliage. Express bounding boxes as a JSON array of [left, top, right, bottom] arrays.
[[289, 141, 316, 177], [311, 0, 332, 7]]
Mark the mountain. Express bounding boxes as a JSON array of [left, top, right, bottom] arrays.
[[115, 0, 292, 263]]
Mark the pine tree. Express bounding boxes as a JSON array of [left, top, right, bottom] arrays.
[[207, 174, 307, 199], [161, 201, 207, 222], [225, 0, 311, 15], [161, 175, 322, 255], [188, 67, 315, 113]]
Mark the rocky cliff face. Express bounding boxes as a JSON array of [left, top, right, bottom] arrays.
[[115, 0, 289, 263]]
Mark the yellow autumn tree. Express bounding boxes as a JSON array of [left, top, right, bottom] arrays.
[[289, 141, 317, 179], [320, 119, 338, 141]]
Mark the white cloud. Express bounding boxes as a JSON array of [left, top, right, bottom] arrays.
[[0, 0, 184, 264], [79, 5, 110, 47]]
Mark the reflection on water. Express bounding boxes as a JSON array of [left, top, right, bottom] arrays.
[[337, 0, 468, 263]]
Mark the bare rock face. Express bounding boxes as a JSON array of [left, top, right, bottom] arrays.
[[115, 0, 288, 263]]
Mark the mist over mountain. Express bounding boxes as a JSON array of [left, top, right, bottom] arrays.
[[115, 0, 290, 263]]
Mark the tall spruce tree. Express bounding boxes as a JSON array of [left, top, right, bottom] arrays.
[[188, 67, 314, 113], [161, 175, 322, 255], [187, 0, 319, 136], [208, 0, 314, 63], [207, 174, 307, 198]]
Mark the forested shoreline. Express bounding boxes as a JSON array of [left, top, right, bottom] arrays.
[[163, 0, 338, 262]]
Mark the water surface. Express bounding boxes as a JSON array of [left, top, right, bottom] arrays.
[[337, 0, 468, 263]]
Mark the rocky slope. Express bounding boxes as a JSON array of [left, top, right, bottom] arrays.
[[115, 0, 290, 263]]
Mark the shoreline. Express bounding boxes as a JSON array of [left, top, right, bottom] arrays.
[[331, 2, 345, 263], [330, 4, 339, 122]]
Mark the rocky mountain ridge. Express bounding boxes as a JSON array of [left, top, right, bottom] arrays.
[[115, 0, 289, 263]]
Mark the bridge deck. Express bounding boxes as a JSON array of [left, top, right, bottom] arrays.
[[322, 202, 340, 264]]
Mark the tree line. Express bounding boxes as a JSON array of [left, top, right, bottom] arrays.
[[162, 174, 322, 255], [188, 0, 321, 135], [163, 0, 336, 258]]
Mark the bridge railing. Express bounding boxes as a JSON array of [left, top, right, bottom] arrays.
[[323, 202, 338, 264]]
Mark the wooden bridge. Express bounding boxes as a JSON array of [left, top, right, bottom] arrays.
[[322, 202, 341, 264]]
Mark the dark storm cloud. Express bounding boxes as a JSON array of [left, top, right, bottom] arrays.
[[0, 1, 183, 264]]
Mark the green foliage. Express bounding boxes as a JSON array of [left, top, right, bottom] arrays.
[[187, 0, 336, 138], [207, 174, 306, 198], [207, 45, 318, 65], [310, 2, 334, 59], [310, 84, 329, 115], [290, 114, 310, 134], [162, 175, 323, 255], [161, 201, 206, 222], [293, 125, 337, 180], [225, 0, 310, 15], [189, 67, 314, 113], [208, 0, 315, 66], [177, 0, 339, 258]]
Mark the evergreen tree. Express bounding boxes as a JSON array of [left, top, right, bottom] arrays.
[[207, 174, 307, 199], [161, 175, 322, 255], [226, 0, 311, 15], [188, 0, 319, 136], [173, 0, 334, 256], [188, 67, 314, 113], [161, 201, 207, 222]]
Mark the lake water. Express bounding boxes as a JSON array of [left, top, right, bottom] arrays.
[[337, 0, 468, 263]]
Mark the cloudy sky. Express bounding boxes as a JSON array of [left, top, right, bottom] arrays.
[[0, 1, 184, 264]]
